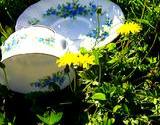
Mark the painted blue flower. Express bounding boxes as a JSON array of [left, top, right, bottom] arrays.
[[77, 6, 84, 14], [45, 79, 51, 86], [105, 17, 113, 27], [57, 4, 62, 10], [91, 4, 96, 10], [38, 38, 44, 43], [6, 44, 11, 51], [65, 3, 72, 10], [51, 76, 58, 83], [87, 29, 98, 38], [58, 77, 65, 86], [70, 10, 77, 17], [102, 32, 109, 39], [51, 9, 56, 15], [11, 40, 16, 46], [34, 81, 41, 88], [87, 28, 110, 39]]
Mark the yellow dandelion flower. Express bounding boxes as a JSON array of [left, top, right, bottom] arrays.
[[78, 54, 95, 69], [57, 52, 95, 69], [56, 52, 79, 67], [117, 22, 142, 35]]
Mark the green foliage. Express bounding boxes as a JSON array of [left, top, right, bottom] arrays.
[[0, 112, 15, 125], [0, 0, 39, 24], [91, 93, 106, 101], [0, 112, 6, 125], [37, 111, 63, 125], [76, 1, 160, 124], [0, 23, 13, 45]]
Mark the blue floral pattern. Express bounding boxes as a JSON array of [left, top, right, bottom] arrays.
[[87, 29, 109, 39], [105, 17, 113, 27], [43, 2, 97, 18], [26, 1, 114, 46], [87, 18, 113, 39], [37, 37, 55, 47], [33, 71, 66, 89], [28, 2, 97, 23], [28, 18, 40, 25], [3, 34, 27, 53], [3, 34, 56, 53]]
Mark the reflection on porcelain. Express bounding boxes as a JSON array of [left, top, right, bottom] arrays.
[[15, 0, 125, 50], [0, 26, 73, 93]]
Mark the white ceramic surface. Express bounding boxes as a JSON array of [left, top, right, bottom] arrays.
[[15, 0, 125, 50], [0, 26, 74, 93]]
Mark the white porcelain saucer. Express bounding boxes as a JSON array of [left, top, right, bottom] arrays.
[[15, 0, 125, 50]]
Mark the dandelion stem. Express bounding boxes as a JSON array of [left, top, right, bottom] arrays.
[[67, 72, 73, 92], [95, 6, 102, 47], [97, 13, 101, 40], [141, 0, 147, 19], [74, 69, 77, 92], [82, 81, 93, 92]]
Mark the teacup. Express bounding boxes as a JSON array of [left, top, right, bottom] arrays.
[[0, 26, 73, 93]]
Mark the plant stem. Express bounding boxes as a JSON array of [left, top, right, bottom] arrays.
[[120, 37, 126, 61], [96, 12, 101, 45], [98, 64, 101, 83], [141, 0, 147, 19], [3, 68, 8, 85], [82, 81, 93, 92], [84, 103, 95, 112], [5, 7, 15, 23], [74, 69, 77, 92], [0, 24, 8, 39], [97, 14, 101, 39], [96, 7, 102, 83], [67, 72, 73, 92]]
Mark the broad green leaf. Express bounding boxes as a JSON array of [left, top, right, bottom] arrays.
[[106, 43, 116, 51], [80, 47, 88, 54], [0, 113, 5, 125], [113, 105, 122, 113], [92, 50, 100, 64], [103, 115, 108, 125], [123, 119, 129, 125], [153, 98, 157, 105], [123, 104, 129, 114], [136, 19, 154, 28], [91, 93, 106, 100], [107, 119, 112, 125], [107, 57, 119, 64], [102, 112, 109, 125], [111, 118, 115, 124], [37, 112, 63, 125], [131, 119, 139, 125]]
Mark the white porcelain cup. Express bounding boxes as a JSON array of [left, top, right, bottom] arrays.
[[0, 26, 73, 93]]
